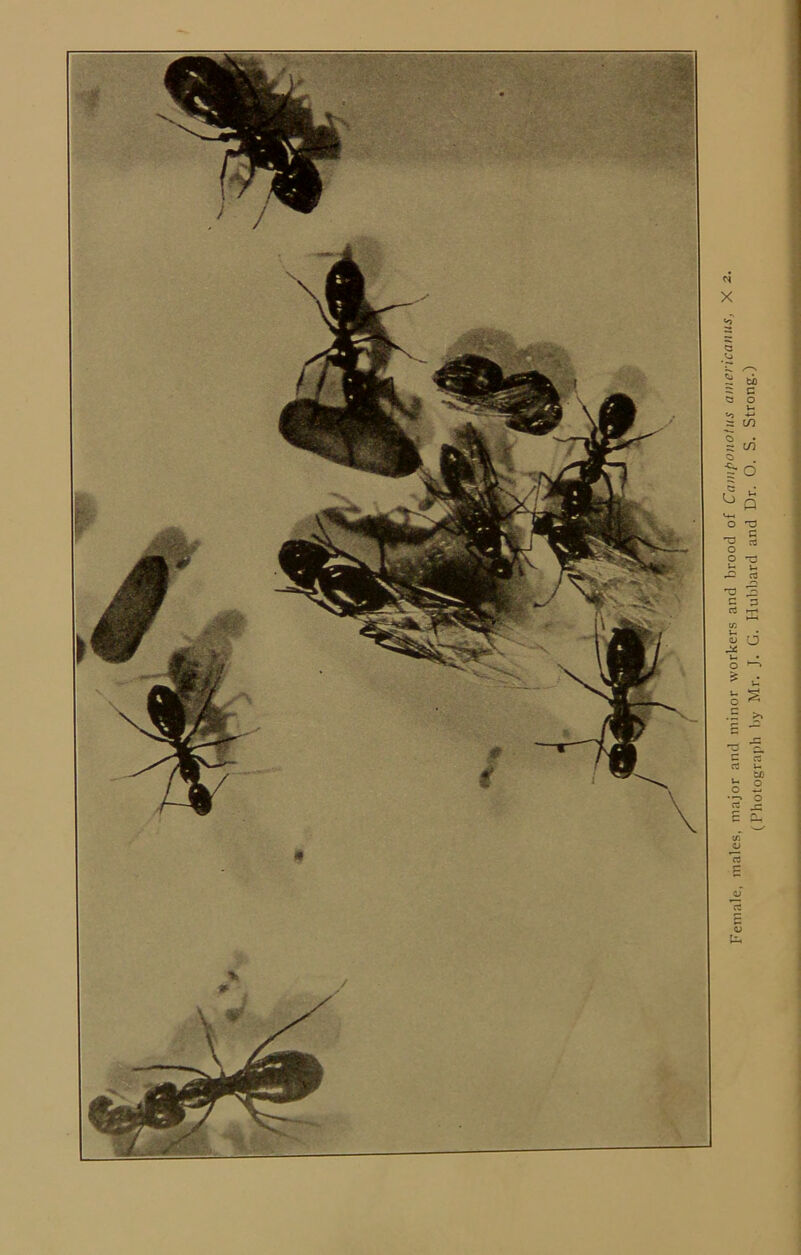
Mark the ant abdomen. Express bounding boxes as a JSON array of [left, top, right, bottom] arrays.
[[246, 1050, 324, 1103]]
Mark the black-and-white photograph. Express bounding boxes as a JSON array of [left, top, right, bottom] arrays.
[[71, 51, 708, 1158]]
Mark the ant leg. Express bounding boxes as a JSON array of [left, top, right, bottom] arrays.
[[133, 1062, 211, 1078], [313, 357, 331, 407], [549, 459, 585, 491], [533, 735, 601, 751], [218, 147, 253, 219], [279, 259, 337, 332], [296, 349, 331, 397], [573, 385, 598, 431], [243, 980, 347, 1068], [352, 331, 426, 365], [156, 113, 237, 142], [114, 672, 168, 687], [353, 293, 429, 328], [190, 727, 260, 753], [532, 565, 564, 608], [630, 771, 696, 833], [555, 655, 610, 701], [237, 1096, 306, 1143], [630, 699, 697, 723], [112, 753, 175, 781], [251, 181, 275, 230], [618, 533, 687, 555], [96, 691, 168, 743], [615, 418, 674, 449], [590, 714, 612, 782], [162, 1104, 217, 1156], [196, 1006, 226, 1074], [123, 1125, 145, 1157]]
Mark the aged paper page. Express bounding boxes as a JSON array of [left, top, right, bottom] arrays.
[[1, 1, 797, 1251]]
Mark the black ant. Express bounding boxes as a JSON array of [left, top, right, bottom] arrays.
[[159, 55, 341, 225], [549, 390, 671, 511], [278, 519, 559, 689], [418, 424, 539, 580], [433, 353, 563, 436], [98, 664, 268, 837], [114, 613, 252, 762], [534, 623, 696, 831], [88, 982, 346, 1156], [528, 461, 684, 625], [281, 256, 427, 410]]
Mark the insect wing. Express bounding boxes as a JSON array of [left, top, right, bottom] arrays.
[[567, 535, 681, 635]]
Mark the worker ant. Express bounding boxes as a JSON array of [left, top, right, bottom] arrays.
[[549, 389, 671, 512], [98, 662, 271, 838], [282, 256, 427, 409], [534, 622, 696, 831], [88, 981, 347, 1156]]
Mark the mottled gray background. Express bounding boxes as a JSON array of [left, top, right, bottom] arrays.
[[71, 51, 707, 1156]]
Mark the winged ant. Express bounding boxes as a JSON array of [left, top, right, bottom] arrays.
[[278, 519, 558, 689], [433, 354, 563, 435], [159, 55, 342, 225], [526, 467, 683, 630], [417, 424, 540, 580], [533, 620, 697, 831], [88, 981, 346, 1156]]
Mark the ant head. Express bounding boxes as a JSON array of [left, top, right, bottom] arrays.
[[530, 513, 553, 537], [598, 392, 636, 439], [88, 1094, 142, 1135], [433, 354, 503, 397], [272, 154, 322, 215], [141, 1082, 185, 1130], [560, 479, 593, 518], [279, 539, 329, 590], [147, 685, 186, 741], [609, 742, 637, 778], [188, 783, 212, 816]]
